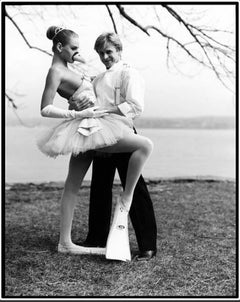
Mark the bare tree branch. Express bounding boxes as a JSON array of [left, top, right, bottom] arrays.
[[162, 5, 234, 54], [5, 3, 235, 107], [106, 5, 118, 33], [115, 4, 235, 91], [116, 5, 208, 66], [5, 92, 18, 109], [161, 4, 234, 90], [116, 4, 150, 36], [146, 25, 207, 64], [5, 7, 52, 56], [6, 92, 38, 127]]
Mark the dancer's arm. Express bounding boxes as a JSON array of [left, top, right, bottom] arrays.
[[41, 105, 108, 119], [41, 67, 61, 110], [40, 68, 108, 119]]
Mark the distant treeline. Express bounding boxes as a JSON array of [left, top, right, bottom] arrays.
[[7, 116, 235, 129], [134, 116, 235, 129]]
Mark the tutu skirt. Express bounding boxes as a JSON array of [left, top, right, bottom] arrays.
[[37, 114, 134, 157]]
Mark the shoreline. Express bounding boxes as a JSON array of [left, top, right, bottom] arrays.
[[5, 176, 236, 188]]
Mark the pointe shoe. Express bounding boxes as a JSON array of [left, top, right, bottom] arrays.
[[74, 240, 106, 255], [58, 243, 106, 255], [58, 243, 91, 254], [88, 246, 106, 255], [105, 197, 131, 262]]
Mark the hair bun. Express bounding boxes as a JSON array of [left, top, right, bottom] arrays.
[[46, 26, 58, 40]]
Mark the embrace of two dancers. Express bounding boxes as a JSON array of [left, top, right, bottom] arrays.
[[38, 26, 157, 261]]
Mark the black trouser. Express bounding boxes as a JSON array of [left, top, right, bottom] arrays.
[[85, 153, 157, 252]]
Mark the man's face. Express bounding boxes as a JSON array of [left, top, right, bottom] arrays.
[[98, 43, 121, 69]]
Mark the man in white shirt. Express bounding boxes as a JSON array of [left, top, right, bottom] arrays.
[[76, 32, 157, 261], [93, 59, 144, 119]]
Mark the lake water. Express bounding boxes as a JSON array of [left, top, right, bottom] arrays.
[[5, 126, 235, 183]]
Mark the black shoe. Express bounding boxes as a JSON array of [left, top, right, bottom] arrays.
[[134, 250, 157, 261]]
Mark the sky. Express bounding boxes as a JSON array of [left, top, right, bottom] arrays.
[[5, 3, 236, 122]]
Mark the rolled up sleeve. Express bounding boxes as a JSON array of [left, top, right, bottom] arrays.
[[118, 68, 145, 119]]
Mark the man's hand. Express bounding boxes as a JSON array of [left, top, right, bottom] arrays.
[[92, 108, 110, 118], [68, 95, 94, 111]]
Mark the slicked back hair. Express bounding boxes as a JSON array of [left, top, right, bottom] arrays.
[[94, 32, 123, 53]]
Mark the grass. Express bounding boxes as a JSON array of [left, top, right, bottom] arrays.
[[4, 179, 237, 297]]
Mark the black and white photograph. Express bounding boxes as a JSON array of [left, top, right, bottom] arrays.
[[3, 1, 237, 298]]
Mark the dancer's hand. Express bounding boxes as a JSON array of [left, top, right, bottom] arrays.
[[75, 106, 109, 118], [69, 96, 94, 111], [92, 109, 110, 118]]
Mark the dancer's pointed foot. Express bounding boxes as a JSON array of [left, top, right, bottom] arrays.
[[74, 240, 106, 255], [106, 197, 131, 262], [58, 242, 106, 255], [58, 243, 92, 255]]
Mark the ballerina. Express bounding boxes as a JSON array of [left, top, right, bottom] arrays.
[[37, 26, 153, 260]]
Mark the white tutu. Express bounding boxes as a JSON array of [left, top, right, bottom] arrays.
[[37, 114, 134, 157]]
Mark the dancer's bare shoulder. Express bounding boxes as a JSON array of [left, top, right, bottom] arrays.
[[47, 65, 64, 82]]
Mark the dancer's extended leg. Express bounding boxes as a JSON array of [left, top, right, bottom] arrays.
[[101, 133, 153, 261], [100, 133, 153, 210], [58, 154, 92, 252]]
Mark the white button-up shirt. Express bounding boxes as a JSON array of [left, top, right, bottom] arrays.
[[93, 60, 145, 119]]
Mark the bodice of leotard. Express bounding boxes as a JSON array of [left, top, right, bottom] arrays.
[[69, 77, 96, 105], [68, 78, 101, 136]]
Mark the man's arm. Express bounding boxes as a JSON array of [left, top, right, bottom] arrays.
[[95, 67, 145, 118], [117, 67, 145, 119]]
